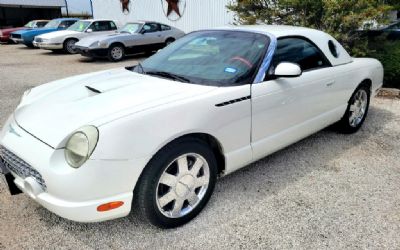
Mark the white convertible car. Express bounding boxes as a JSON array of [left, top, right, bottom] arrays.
[[0, 25, 383, 228]]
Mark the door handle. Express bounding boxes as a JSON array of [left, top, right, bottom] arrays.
[[326, 80, 335, 87]]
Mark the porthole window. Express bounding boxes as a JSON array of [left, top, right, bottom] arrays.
[[328, 40, 339, 58]]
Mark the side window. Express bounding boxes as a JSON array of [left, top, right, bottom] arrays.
[[142, 23, 160, 33], [59, 21, 73, 29], [272, 37, 330, 71], [89, 21, 113, 32], [161, 24, 171, 31], [109, 21, 117, 30], [36, 22, 48, 28]]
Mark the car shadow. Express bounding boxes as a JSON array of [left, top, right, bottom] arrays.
[[77, 54, 148, 64], [32, 103, 395, 244]]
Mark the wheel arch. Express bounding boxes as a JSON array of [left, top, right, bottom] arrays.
[[64, 37, 79, 43], [148, 133, 226, 176], [109, 41, 126, 49], [359, 78, 372, 92], [165, 37, 175, 43]]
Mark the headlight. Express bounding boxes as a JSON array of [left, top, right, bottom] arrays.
[[90, 41, 108, 48], [65, 126, 99, 168]]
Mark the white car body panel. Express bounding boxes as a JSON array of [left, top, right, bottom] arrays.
[[0, 25, 383, 222], [33, 19, 118, 50]]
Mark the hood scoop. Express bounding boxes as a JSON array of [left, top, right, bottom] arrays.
[[85, 80, 133, 94], [85, 85, 102, 94]]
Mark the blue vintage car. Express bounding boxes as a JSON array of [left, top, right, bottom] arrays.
[[10, 18, 79, 47]]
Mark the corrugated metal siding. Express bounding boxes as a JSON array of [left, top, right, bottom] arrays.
[[0, 0, 65, 7], [93, 0, 236, 33]]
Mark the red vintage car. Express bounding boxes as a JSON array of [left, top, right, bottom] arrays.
[[0, 20, 49, 43]]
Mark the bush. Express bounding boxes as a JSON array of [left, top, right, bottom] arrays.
[[368, 37, 400, 89]]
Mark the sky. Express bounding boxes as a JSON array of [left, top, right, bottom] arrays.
[[61, 0, 93, 16]]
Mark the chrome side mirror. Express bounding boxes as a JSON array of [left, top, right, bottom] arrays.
[[86, 29, 93, 33]]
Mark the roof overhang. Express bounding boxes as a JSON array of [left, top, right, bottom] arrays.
[[0, 0, 66, 8]]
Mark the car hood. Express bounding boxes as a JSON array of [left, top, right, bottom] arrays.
[[1, 27, 26, 34], [14, 68, 217, 148], [76, 32, 135, 47], [38, 30, 81, 39]]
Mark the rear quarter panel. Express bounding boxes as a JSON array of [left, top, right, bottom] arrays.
[[332, 58, 383, 105]]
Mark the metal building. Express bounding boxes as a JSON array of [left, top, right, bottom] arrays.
[[0, 0, 65, 28], [92, 0, 235, 33]]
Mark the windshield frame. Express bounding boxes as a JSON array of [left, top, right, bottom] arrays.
[[136, 29, 271, 87]]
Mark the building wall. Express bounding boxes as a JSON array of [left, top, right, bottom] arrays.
[[92, 0, 235, 32]]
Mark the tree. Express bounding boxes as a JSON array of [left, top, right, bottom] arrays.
[[227, 0, 395, 55]]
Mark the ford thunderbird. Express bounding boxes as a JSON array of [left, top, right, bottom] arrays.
[[0, 25, 383, 228]]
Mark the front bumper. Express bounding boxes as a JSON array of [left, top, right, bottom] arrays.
[[0, 36, 9, 43], [11, 37, 23, 44], [33, 41, 63, 50], [75, 46, 108, 58], [0, 116, 146, 223]]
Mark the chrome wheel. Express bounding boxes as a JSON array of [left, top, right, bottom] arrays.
[[111, 46, 123, 60], [156, 153, 210, 219], [349, 89, 368, 127], [66, 39, 77, 54]]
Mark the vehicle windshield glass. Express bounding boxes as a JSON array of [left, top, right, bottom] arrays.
[[138, 30, 270, 86], [119, 23, 142, 33], [24, 21, 34, 28], [44, 20, 61, 28], [68, 21, 91, 32]]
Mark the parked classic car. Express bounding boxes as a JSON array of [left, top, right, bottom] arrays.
[[0, 25, 383, 228], [0, 20, 49, 43], [34, 19, 118, 54], [74, 21, 185, 61], [10, 18, 79, 47]]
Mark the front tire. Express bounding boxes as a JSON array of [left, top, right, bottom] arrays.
[[64, 38, 78, 54], [135, 138, 218, 228], [108, 44, 125, 62], [336, 84, 371, 134]]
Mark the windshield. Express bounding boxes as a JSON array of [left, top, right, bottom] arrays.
[[119, 23, 142, 33], [68, 21, 91, 32], [24, 21, 34, 28], [45, 20, 61, 28], [138, 30, 269, 86]]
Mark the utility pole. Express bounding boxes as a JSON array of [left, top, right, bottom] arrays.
[[89, 0, 94, 18], [64, 0, 69, 17]]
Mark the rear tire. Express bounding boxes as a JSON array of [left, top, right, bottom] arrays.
[[63, 38, 78, 54], [165, 38, 175, 46], [135, 138, 218, 228], [107, 44, 125, 62], [335, 84, 371, 134]]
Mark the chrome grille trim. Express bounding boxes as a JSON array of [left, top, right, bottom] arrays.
[[0, 146, 46, 190]]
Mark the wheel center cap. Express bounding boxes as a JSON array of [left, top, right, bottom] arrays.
[[175, 174, 195, 198]]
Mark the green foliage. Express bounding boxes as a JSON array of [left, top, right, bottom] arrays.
[[368, 37, 400, 88], [227, 0, 394, 56]]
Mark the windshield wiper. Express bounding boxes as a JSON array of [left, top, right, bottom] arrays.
[[146, 71, 191, 83]]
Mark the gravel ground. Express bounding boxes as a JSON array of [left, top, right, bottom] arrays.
[[1, 44, 400, 250]]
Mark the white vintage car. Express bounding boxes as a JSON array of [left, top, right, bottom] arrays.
[[0, 25, 383, 228], [33, 19, 118, 54]]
